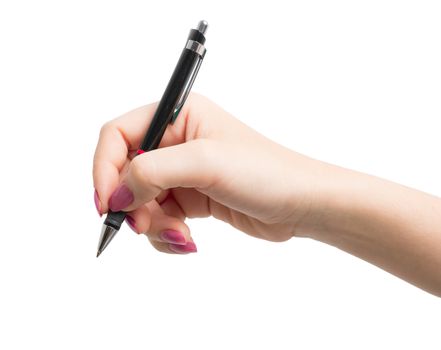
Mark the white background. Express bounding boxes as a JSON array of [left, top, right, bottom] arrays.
[[0, 0, 440, 349]]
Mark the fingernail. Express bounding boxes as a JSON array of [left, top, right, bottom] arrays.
[[169, 241, 197, 254], [109, 184, 134, 212], [126, 215, 138, 234], [160, 230, 186, 245], [94, 189, 102, 217]]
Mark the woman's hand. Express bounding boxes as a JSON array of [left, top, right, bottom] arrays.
[[93, 93, 322, 254], [93, 93, 441, 296]]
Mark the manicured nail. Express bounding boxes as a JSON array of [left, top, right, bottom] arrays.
[[169, 241, 197, 254], [126, 215, 138, 234], [94, 189, 102, 217], [109, 184, 134, 212], [160, 230, 186, 245]]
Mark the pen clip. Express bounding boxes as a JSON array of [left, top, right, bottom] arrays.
[[170, 57, 203, 124]]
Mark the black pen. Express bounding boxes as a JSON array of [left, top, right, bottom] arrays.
[[96, 20, 208, 257]]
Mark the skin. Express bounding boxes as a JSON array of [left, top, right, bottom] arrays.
[[93, 93, 441, 297]]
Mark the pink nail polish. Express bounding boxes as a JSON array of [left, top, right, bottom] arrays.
[[109, 184, 134, 212], [169, 241, 197, 254], [126, 215, 138, 234], [94, 189, 102, 217], [161, 230, 186, 245]]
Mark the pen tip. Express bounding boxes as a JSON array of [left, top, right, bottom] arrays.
[[96, 224, 119, 258]]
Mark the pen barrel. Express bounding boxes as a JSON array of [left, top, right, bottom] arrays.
[[104, 49, 201, 232], [139, 48, 201, 152], [102, 40, 204, 235]]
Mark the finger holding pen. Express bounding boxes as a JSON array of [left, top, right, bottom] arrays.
[[125, 200, 197, 254], [108, 139, 220, 213], [93, 100, 188, 215]]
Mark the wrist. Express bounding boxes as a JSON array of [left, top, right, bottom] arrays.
[[292, 160, 373, 241]]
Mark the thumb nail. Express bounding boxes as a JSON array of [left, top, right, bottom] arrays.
[[109, 184, 134, 212]]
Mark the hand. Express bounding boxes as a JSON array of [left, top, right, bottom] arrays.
[[93, 93, 321, 254], [93, 93, 441, 296]]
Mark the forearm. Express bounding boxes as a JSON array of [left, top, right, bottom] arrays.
[[300, 162, 441, 297]]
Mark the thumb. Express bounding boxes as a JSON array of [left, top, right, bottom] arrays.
[[108, 139, 221, 212]]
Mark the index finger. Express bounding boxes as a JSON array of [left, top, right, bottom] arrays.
[[92, 100, 192, 214], [93, 103, 158, 214]]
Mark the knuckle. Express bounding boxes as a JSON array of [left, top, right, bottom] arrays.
[[99, 121, 114, 136], [129, 156, 149, 185], [129, 155, 159, 190]]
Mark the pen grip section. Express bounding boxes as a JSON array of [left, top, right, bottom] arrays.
[[104, 210, 127, 230]]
